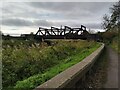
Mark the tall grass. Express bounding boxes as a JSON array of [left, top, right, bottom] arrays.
[[2, 39, 100, 89]]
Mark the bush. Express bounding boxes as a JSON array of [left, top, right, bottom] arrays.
[[2, 39, 100, 88]]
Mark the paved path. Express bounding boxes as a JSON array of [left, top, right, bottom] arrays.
[[75, 46, 119, 89], [103, 46, 119, 88]]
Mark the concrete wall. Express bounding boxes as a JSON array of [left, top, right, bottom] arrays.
[[35, 43, 105, 89]]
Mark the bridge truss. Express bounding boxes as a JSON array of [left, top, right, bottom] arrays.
[[35, 25, 89, 40]]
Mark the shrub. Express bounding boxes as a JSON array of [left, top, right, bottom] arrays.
[[2, 39, 100, 88]]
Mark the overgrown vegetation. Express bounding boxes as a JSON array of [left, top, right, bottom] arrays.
[[102, 1, 120, 53], [2, 39, 100, 89]]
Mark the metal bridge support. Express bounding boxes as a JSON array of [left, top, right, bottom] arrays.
[[35, 25, 90, 40]]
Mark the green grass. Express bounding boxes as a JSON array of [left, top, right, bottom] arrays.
[[2, 39, 101, 89], [110, 36, 120, 53], [14, 41, 100, 89]]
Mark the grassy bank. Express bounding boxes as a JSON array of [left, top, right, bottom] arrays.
[[111, 37, 120, 53], [2, 39, 100, 89]]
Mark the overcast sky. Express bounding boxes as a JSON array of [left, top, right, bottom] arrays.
[[1, 2, 115, 35]]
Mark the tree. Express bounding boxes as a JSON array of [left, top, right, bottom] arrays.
[[102, 1, 120, 31], [102, 1, 120, 45], [30, 32, 34, 35], [102, 14, 111, 30], [88, 29, 96, 34]]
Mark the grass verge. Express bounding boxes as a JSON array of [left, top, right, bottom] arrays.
[[14, 42, 101, 89]]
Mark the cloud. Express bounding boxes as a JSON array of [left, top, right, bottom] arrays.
[[34, 20, 54, 26], [2, 18, 33, 26], [84, 23, 102, 29], [2, 17, 56, 27], [1, 2, 115, 33], [28, 2, 114, 19]]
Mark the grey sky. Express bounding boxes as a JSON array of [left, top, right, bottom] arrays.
[[1, 2, 115, 34]]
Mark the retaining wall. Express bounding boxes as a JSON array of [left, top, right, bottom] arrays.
[[35, 43, 105, 89]]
